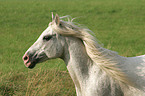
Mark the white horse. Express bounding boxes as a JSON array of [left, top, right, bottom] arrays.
[[23, 13, 145, 96]]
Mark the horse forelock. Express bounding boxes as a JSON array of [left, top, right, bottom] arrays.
[[50, 16, 134, 88]]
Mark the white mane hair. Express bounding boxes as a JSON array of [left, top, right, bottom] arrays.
[[50, 15, 141, 95]]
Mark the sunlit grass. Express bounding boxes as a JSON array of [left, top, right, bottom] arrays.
[[0, 69, 75, 96]]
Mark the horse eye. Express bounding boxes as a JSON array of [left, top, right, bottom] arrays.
[[43, 35, 52, 41]]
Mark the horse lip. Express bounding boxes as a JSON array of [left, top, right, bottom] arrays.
[[24, 59, 38, 69], [24, 60, 29, 65], [25, 62, 31, 67], [28, 62, 36, 69]]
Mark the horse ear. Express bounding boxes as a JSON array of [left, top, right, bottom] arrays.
[[51, 12, 55, 21], [54, 14, 60, 26]]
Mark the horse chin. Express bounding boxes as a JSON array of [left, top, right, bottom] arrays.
[[28, 62, 37, 69], [25, 60, 39, 69]]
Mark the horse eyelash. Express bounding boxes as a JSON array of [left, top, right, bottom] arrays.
[[43, 34, 56, 41], [43, 36, 52, 41], [59, 23, 63, 28]]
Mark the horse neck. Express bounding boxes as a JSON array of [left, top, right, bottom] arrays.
[[61, 36, 125, 81], [61, 37, 126, 96], [62, 36, 93, 83]]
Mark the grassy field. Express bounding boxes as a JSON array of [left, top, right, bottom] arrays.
[[1, 0, 145, 95]]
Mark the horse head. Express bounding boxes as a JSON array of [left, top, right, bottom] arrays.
[[22, 14, 65, 69]]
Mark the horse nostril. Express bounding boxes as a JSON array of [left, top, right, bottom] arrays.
[[24, 56, 28, 60], [23, 54, 29, 61]]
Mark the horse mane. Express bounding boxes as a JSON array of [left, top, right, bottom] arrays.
[[50, 16, 134, 88]]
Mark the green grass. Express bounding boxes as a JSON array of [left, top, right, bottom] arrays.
[[1, 0, 145, 95]]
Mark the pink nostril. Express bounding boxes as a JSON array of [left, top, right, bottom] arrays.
[[23, 53, 32, 67], [24, 56, 28, 60], [23, 54, 29, 62]]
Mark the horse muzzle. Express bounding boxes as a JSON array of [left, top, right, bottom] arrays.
[[22, 53, 38, 69]]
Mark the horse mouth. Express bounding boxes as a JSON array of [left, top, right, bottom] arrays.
[[24, 59, 39, 69], [23, 53, 48, 69]]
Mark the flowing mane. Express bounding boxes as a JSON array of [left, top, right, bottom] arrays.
[[50, 16, 133, 87]]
